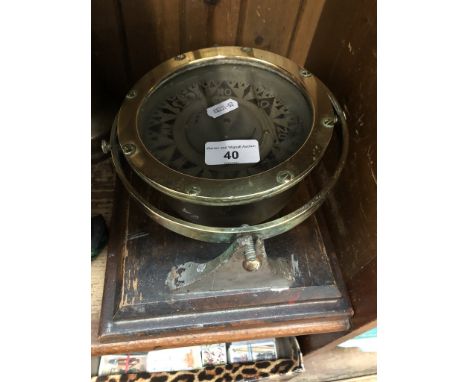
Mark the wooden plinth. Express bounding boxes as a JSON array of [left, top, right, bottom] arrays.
[[93, 178, 352, 356]]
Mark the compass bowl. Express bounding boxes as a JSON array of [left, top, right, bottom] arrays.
[[113, 46, 339, 227]]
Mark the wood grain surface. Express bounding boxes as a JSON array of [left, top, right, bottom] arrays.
[[93, 317, 349, 356], [299, 0, 377, 356], [91, 159, 115, 354], [304, 0, 377, 285], [292, 346, 376, 382], [238, 0, 302, 55], [288, 0, 326, 65], [91, 0, 130, 97], [92, 0, 326, 100]]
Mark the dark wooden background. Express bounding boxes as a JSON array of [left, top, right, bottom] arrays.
[[300, 0, 377, 352], [92, 0, 326, 98]]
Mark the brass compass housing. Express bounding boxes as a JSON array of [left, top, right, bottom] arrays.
[[114, 46, 341, 228]]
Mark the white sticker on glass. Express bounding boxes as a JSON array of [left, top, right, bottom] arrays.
[[205, 140, 260, 165], [206, 98, 238, 118]]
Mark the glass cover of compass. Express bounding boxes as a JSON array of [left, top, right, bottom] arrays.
[[137, 62, 313, 180]]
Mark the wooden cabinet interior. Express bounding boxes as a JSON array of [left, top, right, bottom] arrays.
[[92, 0, 376, 355], [299, 0, 377, 354]]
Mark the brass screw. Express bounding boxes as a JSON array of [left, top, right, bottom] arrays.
[[186, 185, 201, 196], [243, 258, 261, 272], [276, 170, 294, 184], [101, 140, 111, 154], [299, 69, 312, 78], [122, 143, 136, 156], [126, 89, 137, 99], [238, 234, 261, 272], [322, 115, 338, 128], [175, 53, 186, 60]]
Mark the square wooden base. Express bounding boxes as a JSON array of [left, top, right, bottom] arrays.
[[96, 180, 353, 352]]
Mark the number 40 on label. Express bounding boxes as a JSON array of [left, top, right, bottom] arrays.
[[224, 151, 239, 160]]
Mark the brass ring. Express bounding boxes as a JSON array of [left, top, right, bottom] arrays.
[[110, 92, 348, 243], [117, 46, 335, 206]]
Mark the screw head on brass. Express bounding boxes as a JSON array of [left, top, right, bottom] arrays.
[[276, 170, 294, 184], [186, 185, 201, 196], [101, 139, 111, 154], [322, 115, 338, 128], [126, 89, 137, 99], [122, 143, 136, 156], [299, 69, 312, 78], [175, 53, 186, 60], [243, 258, 261, 272]]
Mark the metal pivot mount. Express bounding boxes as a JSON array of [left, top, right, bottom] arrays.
[[165, 234, 266, 291]]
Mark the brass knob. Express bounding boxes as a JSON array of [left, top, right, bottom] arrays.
[[243, 258, 261, 272], [101, 139, 111, 154]]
